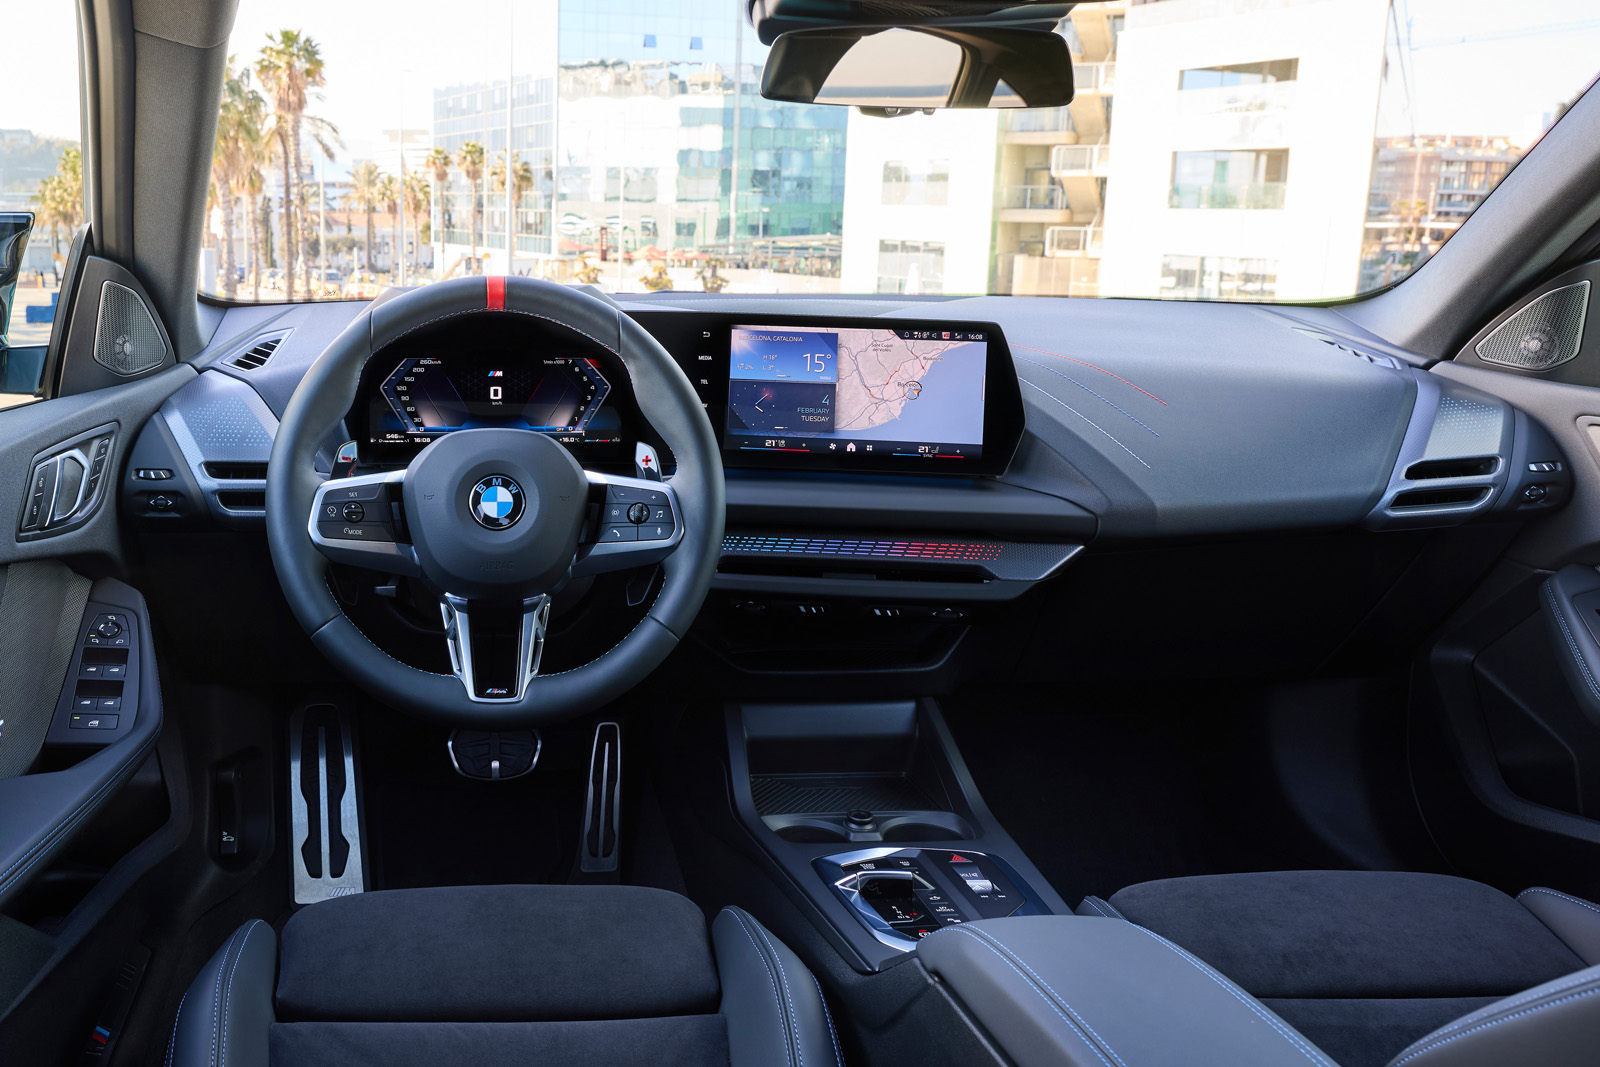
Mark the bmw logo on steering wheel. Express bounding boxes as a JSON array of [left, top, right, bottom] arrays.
[[469, 475, 525, 530]]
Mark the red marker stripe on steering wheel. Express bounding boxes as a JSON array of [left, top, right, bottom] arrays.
[[486, 275, 506, 310]]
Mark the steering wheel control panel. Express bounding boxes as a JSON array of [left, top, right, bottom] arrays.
[[17, 423, 118, 541], [817, 847, 1049, 951], [46, 601, 141, 746]]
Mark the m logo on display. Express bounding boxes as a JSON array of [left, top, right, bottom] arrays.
[[469, 476, 525, 530]]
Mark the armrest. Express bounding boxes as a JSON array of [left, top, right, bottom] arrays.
[[917, 916, 1337, 1067]]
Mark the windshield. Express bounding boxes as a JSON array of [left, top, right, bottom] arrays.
[[174, 1, 1600, 302]]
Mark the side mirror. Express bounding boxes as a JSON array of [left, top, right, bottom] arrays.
[[761, 26, 1074, 112], [0, 212, 33, 346]]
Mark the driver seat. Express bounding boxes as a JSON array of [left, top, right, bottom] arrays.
[[166, 884, 843, 1067]]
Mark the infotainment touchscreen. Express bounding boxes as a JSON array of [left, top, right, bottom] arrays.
[[724, 324, 989, 462]]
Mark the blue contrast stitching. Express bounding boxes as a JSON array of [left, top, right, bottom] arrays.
[[966, 927, 1130, 1067], [1128, 927, 1332, 1066], [210, 925, 247, 1067], [1545, 582, 1600, 701], [727, 909, 795, 1067], [1391, 984, 1600, 1065], [165, 987, 190, 1067], [808, 971, 844, 1067], [1019, 379, 1152, 469], [753, 920, 806, 1067], [1081, 897, 1125, 920], [937, 926, 1114, 1067], [1520, 886, 1600, 917], [0, 729, 160, 893], [1016, 357, 1162, 437], [219, 922, 264, 1067]]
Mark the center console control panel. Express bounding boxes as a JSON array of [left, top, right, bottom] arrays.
[[45, 601, 141, 746], [818, 847, 1050, 951]]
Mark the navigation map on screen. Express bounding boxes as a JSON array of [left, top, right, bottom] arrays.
[[725, 324, 986, 459]]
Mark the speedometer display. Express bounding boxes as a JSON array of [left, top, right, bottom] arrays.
[[373, 355, 612, 444]]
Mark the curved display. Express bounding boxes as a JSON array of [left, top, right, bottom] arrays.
[[372, 355, 612, 444], [630, 312, 1026, 475]]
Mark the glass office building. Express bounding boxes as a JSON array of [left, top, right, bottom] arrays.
[[432, 0, 846, 275]]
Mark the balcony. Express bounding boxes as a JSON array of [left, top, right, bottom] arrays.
[[1002, 106, 1076, 146], [1050, 143, 1111, 177], [1008, 252, 1100, 297], [1045, 225, 1102, 257], [997, 184, 1072, 224], [1073, 62, 1117, 95], [1168, 182, 1286, 210], [999, 184, 1065, 210]]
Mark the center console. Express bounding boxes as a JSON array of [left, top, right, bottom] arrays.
[[724, 699, 1068, 972]]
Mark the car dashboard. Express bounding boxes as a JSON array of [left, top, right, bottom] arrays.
[[110, 289, 1574, 686]]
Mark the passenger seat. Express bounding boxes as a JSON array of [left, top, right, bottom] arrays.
[[1078, 871, 1600, 1067]]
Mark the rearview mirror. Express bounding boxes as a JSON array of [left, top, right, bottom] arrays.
[[0, 213, 33, 346], [761, 26, 1074, 112]]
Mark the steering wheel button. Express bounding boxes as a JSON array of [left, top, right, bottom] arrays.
[[341, 502, 366, 523], [330, 482, 387, 502], [626, 502, 649, 524], [601, 524, 638, 542], [603, 503, 628, 523], [318, 520, 394, 543], [637, 523, 671, 541], [647, 505, 672, 524]]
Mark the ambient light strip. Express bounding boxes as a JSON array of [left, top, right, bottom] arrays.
[[721, 535, 1004, 562]]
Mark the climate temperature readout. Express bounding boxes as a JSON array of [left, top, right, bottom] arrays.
[[379, 355, 611, 439]]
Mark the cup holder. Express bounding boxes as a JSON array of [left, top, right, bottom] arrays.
[[765, 810, 974, 843]]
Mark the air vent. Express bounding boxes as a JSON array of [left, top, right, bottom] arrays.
[[216, 490, 266, 510], [227, 333, 287, 371], [1298, 331, 1405, 370], [203, 462, 268, 480], [1391, 487, 1490, 509], [1404, 457, 1499, 480]]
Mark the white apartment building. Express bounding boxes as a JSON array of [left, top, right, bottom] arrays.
[[1098, 0, 1390, 301], [837, 108, 1000, 295]]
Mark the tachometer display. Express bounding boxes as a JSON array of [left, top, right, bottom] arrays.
[[378, 355, 611, 440]]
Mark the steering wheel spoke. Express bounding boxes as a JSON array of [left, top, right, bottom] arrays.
[[308, 469, 420, 576], [571, 470, 684, 577], [440, 593, 552, 702]]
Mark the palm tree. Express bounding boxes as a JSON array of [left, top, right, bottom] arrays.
[[403, 172, 430, 270], [426, 146, 451, 260], [490, 151, 535, 257], [346, 161, 386, 272], [244, 165, 265, 299], [256, 30, 326, 301], [30, 146, 83, 279], [377, 174, 400, 276], [455, 141, 486, 273], [211, 57, 265, 299]]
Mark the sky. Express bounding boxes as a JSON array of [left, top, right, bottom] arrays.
[[8, 0, 1600, 164]]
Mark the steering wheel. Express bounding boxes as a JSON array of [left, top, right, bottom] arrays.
[[265, 276, 725, 727]]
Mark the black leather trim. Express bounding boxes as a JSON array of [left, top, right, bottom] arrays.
[[1518, 887, 1600, 967], [1384, 964, 1600, 1066], [917, 916, 1337, 1067], [266, 276, 724, 726], [1075, 896, 1127, 920], [713, 907, 843, 1067], [0, 578, 162, 908], [1539, 565, 1600, 728], [168, 919, 276, 1067]]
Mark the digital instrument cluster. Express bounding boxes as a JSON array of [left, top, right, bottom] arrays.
[[363, 353, 625, 457]]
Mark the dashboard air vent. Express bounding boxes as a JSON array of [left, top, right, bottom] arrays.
[[203, 462, 268, 481], [228, 333, 287, 371], [1403, 457, 1500, 480], [1390, 487, 1490, 509]]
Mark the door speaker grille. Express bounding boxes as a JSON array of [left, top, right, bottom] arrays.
[[1476, 281, 1589, 370], [91, 280, 168, 376]]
